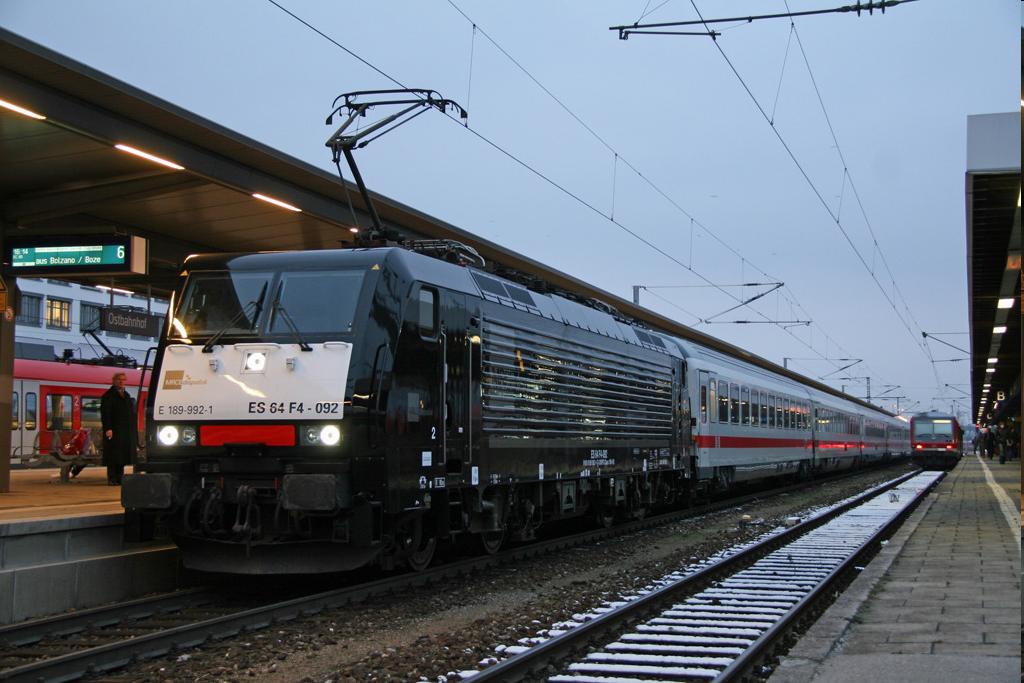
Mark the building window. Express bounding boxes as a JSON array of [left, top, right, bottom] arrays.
[[45, 298, 71, 330], [16, 294, 42, 326], [81, 302, 103, 333]]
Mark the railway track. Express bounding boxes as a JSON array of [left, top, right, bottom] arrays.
[[0, 464, 912, 682], [466, 469, 942, 682]]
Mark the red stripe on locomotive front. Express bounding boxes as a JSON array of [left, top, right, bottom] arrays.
[[200, 425, 296, 447]]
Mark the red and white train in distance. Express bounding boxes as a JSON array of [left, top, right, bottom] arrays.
[[9, 359, 147, 463], [909, 411, 963, 471]]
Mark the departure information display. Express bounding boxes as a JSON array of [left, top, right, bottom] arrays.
[[3, 235, 148, 276], [11, 244, 127, 268]]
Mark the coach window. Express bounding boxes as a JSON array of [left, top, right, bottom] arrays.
[[717, 381, 728, 422], [47, 394, 73, 431], [418, 287, 438, 338], [729, 383, 739, 424], [708, 381, 717, 423], [81, 397, 102, 435], [25, 393, 37, 430], [11, 391, 18, 429], [700, 384, 707, 423]]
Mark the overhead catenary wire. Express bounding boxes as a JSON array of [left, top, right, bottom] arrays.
[[266, 0, 793, 326], [440, 0, 867, 364], [612, 0, 918, 35], [438, 0, 908, 393], [682, 0, 942, 397], [266, 0, 899, 402]]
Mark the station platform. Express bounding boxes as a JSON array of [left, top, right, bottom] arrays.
[[0, 466, 182, 624], [0, 465, 128, 522], [771, 454, 1021, 682]]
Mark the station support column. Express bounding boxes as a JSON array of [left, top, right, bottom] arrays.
[[0, 227, 12, 492]]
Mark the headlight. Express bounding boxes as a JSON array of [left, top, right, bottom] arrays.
[[319, 425, 341, 446], [181, 426, 198, 445], [244, 351, 267, 372], [157, 425, 179, 446], [301, 425, 341, 446]]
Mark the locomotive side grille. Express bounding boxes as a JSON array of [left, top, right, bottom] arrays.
[[481, 318, 674, 440]]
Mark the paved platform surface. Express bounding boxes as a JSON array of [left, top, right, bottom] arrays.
[[0, 466, 129, 522], [771, 455, 1021, 682]]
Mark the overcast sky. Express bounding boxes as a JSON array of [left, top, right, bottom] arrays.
[[2, 0, 1019, 420]]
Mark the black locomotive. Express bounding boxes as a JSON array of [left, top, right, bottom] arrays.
[[123, 245, 694, 573]]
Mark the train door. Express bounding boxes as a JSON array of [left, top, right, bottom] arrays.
[[386, 284, 445, 511], [676, 361, 691, 470], [431, 291, 472, 541], [439, 292, 473, 480], [38, 385, 75, 455], [10, 380, 37, 463], [697, 371, 714, 465]]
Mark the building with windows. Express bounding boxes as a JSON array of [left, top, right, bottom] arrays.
[[14, 278, 168, 366]]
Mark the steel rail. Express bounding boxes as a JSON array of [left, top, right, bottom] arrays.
[[466, 469, 925, 682], [0, 588, 214, 649], [0, 464, 908, 682], [717, 472, 940, 680]]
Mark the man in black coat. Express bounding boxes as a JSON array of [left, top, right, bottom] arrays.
[[101, 371, 138, 485]]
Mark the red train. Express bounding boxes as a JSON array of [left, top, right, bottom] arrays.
[[9, 359, 148, 465], [909, 411, 962, 470]]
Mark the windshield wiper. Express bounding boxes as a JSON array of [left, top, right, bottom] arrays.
[[273, 301, 313, 352], [201, 282, 268, 353]]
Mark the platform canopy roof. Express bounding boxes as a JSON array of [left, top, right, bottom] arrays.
[[965, 110, 1021, 425], [0, 27, 898, 415]]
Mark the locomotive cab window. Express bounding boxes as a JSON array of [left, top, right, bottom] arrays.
[[174, 271, 274, 338], [269, 271, 363, 334], [418, 287, 438, 338]]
